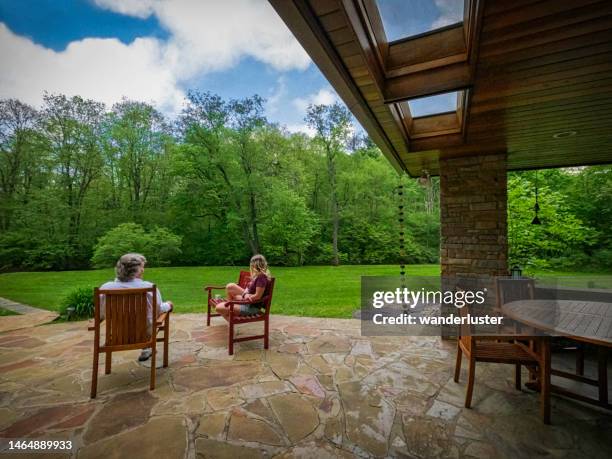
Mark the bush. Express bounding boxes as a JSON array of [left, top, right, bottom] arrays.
[[60, 287, 94, 319], [91, 223, 182, 268]]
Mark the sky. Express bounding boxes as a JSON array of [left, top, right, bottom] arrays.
[[0, 0, 344, 134], [0, 0, 459, 134]]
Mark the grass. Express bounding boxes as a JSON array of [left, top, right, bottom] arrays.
[[0, 307, 19, 316], [0, 265, 609, 318]]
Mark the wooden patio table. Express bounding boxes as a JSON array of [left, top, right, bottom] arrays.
[[502, 299, 611, 419]]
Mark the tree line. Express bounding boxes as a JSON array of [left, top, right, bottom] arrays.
[[0, 93, 609, 271]]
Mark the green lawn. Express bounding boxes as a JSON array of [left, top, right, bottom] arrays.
[[0, 265, 609, 318]]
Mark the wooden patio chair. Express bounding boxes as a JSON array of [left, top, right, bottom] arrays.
[[89, 285, 170, 398], [221, 277, 275, 355], [496, 277, 535, 308], [453, 299, 549, 422], [205, 270, 251, 326], [496, 277, 585, 375]]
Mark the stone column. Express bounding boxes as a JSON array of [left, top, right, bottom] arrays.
[[439, 153, 508, 278]]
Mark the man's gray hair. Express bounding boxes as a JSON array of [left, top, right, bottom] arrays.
[[115, 253, 146, 282]]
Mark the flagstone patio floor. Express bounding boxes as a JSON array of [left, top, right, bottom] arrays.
[[0, 313, 611, 458]]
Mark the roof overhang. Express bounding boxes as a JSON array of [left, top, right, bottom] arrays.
[[270, 0, 612, 176]]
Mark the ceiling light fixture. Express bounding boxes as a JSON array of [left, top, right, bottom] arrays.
[[552, 130, 577, 139]]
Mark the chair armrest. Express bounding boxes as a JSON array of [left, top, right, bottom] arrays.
[[156, 311, 170, 327], [204, 285, 226, 291], [87, 318, 104, 331]]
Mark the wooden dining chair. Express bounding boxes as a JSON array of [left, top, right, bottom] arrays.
[[496, 277, 585, 375], [222, 277, 275, 355], [453, 286, 550, 423], [205, 270, 251, 326], [496, 277, 535, 308], [89, 285, 170, 398]]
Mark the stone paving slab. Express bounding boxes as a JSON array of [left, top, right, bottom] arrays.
[[0, 297, 58, 333], [0, 313, 610, 458]]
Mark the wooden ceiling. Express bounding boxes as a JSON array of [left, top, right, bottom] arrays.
[[270, 0, 612, 176]]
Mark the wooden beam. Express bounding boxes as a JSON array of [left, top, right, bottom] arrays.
[[384, 63, 473, 103]]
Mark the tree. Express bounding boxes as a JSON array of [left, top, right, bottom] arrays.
[[0, 99, 42, 230], [91, 222, 182, 268], [104, 100, 172, 220], [260, 186, 318, 265], [40, 94, 105, 262], [305, 103, 352, 265], [508, 171, 597, 270]]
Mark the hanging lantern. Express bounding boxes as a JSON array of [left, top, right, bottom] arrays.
[[511, 265, 522, 279], [531, 170, 542, 225]]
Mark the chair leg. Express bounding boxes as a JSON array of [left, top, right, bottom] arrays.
[[465, 357, 476, 408], [163, 316, 169, 368], [454, 344, 462, 383], [105, 351, 111, 374], [598, 347, 608, 405], [576, 344, 585, 376], [207, 303, 211, 326], [91, 350, 99, 399], [515, 364, 521, 390], [229, 322, 234, 356], [150, 343, 157, 390], [541, 339, 551, 424], [264, 317, 269, 350]]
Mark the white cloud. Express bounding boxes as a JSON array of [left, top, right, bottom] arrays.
[[292, 88, 339, 112], [0, 0, 311, 113], [93, 0, 156, 19], [0, 23, 184, 113], [266, 76, 287, 115], [431, 0, 464, 30], [93, 0, 310, 76], [284, 123, 316, 137]]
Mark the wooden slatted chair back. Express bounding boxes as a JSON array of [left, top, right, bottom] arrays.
[[261, 277, 276, 316], [94, 286, 156, 347], [238, 270, 252, 289], [496, 278, 535, 308]]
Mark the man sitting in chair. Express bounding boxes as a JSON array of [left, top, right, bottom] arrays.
[[216, 254, 271, 317], [100, 253, 173, 361]]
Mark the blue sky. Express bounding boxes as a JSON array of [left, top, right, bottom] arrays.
[[376, 0, 463, 42], [0, 0, 338, 133], [0, 0, 459, 132]]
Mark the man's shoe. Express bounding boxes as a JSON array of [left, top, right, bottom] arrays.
[[138, 348, 152, 361]]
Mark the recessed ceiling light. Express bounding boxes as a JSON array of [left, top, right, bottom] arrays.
[[552, 130, 577, 139]]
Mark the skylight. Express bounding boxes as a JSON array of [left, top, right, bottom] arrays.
[[375, 0, 464, 42], [408, 92, 459, 118]]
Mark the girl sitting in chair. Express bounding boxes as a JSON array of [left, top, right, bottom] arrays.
[[216, 254, 271, 317]]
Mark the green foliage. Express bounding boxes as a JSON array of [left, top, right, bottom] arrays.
[[91, 223, 182, 268], [1, 92, 610, 272], [60, 287, 94, 319], [508, 170, 599, 270]]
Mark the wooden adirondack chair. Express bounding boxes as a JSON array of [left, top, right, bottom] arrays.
[[204, 270, 251, 326], [89, 285, 170, 398], [217, 277, 275, 355]]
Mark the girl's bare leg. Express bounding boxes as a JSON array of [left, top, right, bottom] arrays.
[[226, 283, 244, 300]]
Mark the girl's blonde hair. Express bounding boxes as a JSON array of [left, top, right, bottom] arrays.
[[250, 254, 270, 279]]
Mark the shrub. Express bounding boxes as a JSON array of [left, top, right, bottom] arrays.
[[91, 223, 182, 268], [60, 287, 94, 319]]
